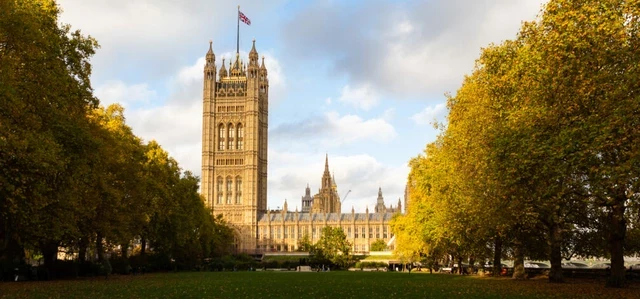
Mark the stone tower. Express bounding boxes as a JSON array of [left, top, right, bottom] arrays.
[[201, 40, 268, 252], [310, 155, 341, 213], [374, 187, 386, 213], [301, 184, 312, 212]]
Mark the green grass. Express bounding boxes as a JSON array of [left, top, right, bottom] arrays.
[[1, 271, 639, 298]]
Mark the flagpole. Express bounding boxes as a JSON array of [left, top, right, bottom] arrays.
[[236, 5, 240, 54]]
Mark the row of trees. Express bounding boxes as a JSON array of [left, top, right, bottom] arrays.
[[0, 0, 233, 278], [392, 0, 640, 288]]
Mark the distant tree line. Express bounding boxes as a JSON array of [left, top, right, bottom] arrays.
[[0, 0, 233, 280], [392, 0, 640, 288]]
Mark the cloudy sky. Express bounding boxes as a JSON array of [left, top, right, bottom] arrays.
[[57, 0, 546, 212]]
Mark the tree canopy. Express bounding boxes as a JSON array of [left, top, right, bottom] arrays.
[[0, 0, 232, 277], [311, 227, 353, 269], [393, 0, 640, 288]]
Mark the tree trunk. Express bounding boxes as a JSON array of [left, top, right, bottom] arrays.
[[457, 256, 464, 275], [141, 236, 147, 256], [469, 255, 475, 275], [40, 240, 58, 280], [96, 233, 104, 262], [512, 240, 526, 279], [1, 232, 25, 264], [492, 236, 502, 277], [606, 196, 627, 288], [548, 223, 564, 283], [121, 242, 129, 259], [78, 237, 89, 263]]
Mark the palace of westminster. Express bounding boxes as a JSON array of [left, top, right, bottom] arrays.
[[200, 40, 404, 254]]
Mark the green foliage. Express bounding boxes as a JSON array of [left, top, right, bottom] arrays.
[[370, 240, 387, 252], [297, 234, 313, 252], [394, 0, 640, 287], [0, 0, 233, 278], [312, 227, 353, 269], [0, 0, 100, 270]]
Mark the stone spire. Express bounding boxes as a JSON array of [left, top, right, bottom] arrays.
[[249, 39, 259, 66], [324, 153, 329, 173], [322, 154, 331, 189], [332, 173, 337, 189], [219, 58, 228, 78], [230, 53, 242, 77], [205, 40, 215, 66], [260, 56, 268, 74]]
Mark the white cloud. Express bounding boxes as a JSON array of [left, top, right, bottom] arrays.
[[325, 97, 332, 105], [176, 57, 206, 87], [268, 151, 409, 212], [411, 102, 448, 126], [388, 20, 414, 37], [271, 111, 397, 148], [95, 80, 156, 108], [57, 0, 285, 80], [326, 111, 396, 144], [126, 100, 202, 173], [382, 108, 395, 122], [338, 84, 379, 110], [283, 0, 547, 98], [263, 53, 286, 104]]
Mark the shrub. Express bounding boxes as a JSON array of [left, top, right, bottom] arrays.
[[110, 256, 130, 274]]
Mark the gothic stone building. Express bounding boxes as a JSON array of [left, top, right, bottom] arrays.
[[201, 41, 402, 254]]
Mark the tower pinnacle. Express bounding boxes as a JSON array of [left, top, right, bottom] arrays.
[[324, 153, 329, 173], [205, 41, 215, 67], [260, 56, 267, 72]]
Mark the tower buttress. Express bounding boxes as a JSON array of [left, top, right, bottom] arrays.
[[201, 40, 216, 210]]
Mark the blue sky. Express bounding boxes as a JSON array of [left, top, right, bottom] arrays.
[[58, 0, 546, 212]]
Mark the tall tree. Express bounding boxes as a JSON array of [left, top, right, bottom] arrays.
[[0, 0, 99, 273], [314, 227, 352, 268]]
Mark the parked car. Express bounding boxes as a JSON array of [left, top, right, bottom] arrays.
[[630, 264, 640, 270], [524, 262, 550, 269], [591, 263, 611, 269], [561, 262, 589, 269]]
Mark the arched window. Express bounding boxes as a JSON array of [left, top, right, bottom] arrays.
[[235, 176, 242, 204], [227, 124, 234, 150], [216, 177, 223, 204], [218, 124, 225, 151], [237, 123, 244, 150], [226, 177, 232, 204]]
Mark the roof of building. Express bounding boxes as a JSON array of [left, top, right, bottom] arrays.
[[257, 211, 396, 223]]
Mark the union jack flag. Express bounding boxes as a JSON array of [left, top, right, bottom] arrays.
[[239, 11, 251, 26]]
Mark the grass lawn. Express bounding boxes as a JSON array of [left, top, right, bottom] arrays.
[[1, 271, 639, 298]]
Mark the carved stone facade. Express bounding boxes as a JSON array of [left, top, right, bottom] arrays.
[[310, 155, 341, 214], [374, 187, 402, 214], [200, 40, 268, 253], [253, 156, 400, 254], [201, 39, 401, 254]]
